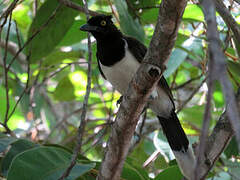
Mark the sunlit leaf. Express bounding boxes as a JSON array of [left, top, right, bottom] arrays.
[[53, 75, 75, 101], [43, 50, 82, 67], [183, 4, 204, 22], [12, 4, 31, 32], [0, 86, 25, 130]]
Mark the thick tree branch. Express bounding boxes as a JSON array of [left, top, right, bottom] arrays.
[[201, 0, 240, 151], [194, 0, 240, 179], [197, 88, 240, 180], [97, 0, 187, 179]]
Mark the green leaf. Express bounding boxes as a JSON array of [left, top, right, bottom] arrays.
[[164, 37, 203, 77], [53, 70, 89, 101], [114, 0, 145, 43], [175, 33, 189, 47], [223, 159, 240, 180], [179, 105, 204, 127], [0, 133, 17, 153], [122, 160, 149, 180], [164, 48, 188, 78], [42, 50, 82, 67], [183, 4, 204, 22], [141, 9, 158, 24], [130, 141, 149, 165], [27, 0, 80, 63], [227, 60, 240, 77], [59, 20, 86, 46], [224, 137, 239, 159], [213, 82, 224, 108], [0, 86, 25, 130], [12, 4, 31, 33], [1, 139, 38, 177], [154, 166, 183, 180], [53, 75, 75, 101], [7, 146, 96, 180]]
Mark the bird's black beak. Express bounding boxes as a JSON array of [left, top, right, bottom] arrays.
[[80, 23, 98, 32]]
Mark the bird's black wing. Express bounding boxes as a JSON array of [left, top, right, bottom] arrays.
[[123, 36, 174, 106]]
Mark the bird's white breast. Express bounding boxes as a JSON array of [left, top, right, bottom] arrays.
[[99, 48, 173, 117], [100, 49, 140, 94]]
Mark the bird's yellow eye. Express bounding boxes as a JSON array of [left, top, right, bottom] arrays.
[[100, 20, 106, 26]]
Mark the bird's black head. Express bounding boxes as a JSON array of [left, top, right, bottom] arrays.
[[80, 15, 122, 40]]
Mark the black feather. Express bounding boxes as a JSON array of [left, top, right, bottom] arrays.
[[158, 111, 189, 152]]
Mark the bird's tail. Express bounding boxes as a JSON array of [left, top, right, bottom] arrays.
[[158, 111, 195, 179]]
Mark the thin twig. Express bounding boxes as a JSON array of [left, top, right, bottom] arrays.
[[172, 74, 203, 90], [58, 0, 92, 179], [7, 4, 61, 70], [14, 20, 22, 48], [106, 0, 120, 24], [196, 88, 240, 179], [0, 40, 26, 63], [0, 0, 19, 29], [194, 51, 214, 180], [7, 52, 31, 121], [3, 12, 12, 127], [58, 0, 100, 16], [212, 0, 240, 44], [176, 77, 207, 113]]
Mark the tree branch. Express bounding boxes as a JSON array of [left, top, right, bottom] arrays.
[[0, 40, 26, 63], [58, 0, 93, 179], [97, 0, 187, 179], [58, 0, 100, 16], [197, 88, 240, 179], [212, 0, 240, 44], [200, 0, 240, 151]]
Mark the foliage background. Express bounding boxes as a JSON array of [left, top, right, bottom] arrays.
[[0, 0, 240, 179]]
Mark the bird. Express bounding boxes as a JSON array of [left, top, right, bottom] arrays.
[[80, 14, 195, 179]]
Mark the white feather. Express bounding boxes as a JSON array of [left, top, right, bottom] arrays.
[[173, 148, 196, 180], [100, 49, 140, 94]]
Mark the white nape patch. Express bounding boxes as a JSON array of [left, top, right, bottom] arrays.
[[100, 48, 140, 94], [173, 148, 196, 180]]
